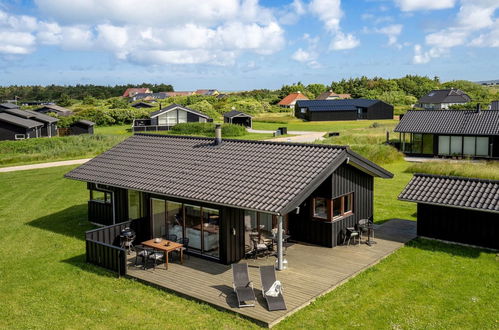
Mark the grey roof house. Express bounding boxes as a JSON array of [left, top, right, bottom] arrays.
[[0, 103, 20, 110], [65, 130, 392, 274], [417, 89, 471, 110], [34, 104, 73, 117], [132, 104, 212, 132], [295, 99, 393, 121], [399, 174, 498, 249], [0, 108, 58, 138], [0, 112, 43, 140], [223, 110, 252, 128], [395, 109, 499, 159]]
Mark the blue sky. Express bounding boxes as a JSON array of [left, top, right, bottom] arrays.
[[0, 0, 498, 90]]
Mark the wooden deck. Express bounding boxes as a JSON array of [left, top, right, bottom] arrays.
[[126, 219, 416, 327]]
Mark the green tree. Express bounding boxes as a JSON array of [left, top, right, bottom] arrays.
[[57, 93, 73, 107]]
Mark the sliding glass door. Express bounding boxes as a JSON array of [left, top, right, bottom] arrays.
[[150, 198, 220, 259]]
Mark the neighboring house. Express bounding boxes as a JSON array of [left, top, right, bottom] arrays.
[[34, 104, 73, 117], [131, 102, 155, 109], [0, 108, 58, 137], [122, 88, 152, 98], [131, 92, 169, 102], [399, 174, 498, 250], [0, 112, 43, 140], [132, 104, 212, 132], [278, 92, 309, 108], [65, 131, 392, 267], [417, 89, 471, 110], [295, 99, 394, 121], [491, 100, 499, 110], [70, 119, 95, 135], [0, 103, 20, 110], [223, 110, 252, 128], [394, 109, 499, 159], [194, 89, 219, 96], [165, 91, 194, 97], [316, 91, 351, 100]]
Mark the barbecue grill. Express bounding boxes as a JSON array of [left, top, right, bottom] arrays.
[[120, 227, 136, 254]]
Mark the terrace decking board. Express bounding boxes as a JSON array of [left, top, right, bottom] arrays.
[[126, 219, 416, 327]]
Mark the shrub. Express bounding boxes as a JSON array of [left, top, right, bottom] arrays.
[[188, 100, 221, 120], [170, 123, 246, 137]]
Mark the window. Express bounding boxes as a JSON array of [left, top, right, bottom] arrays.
[[422, 134, 434, 154], [476, 137, 489, 156], [300, 108, 306, 113], [128, 190, 144, 220], [463, 136, 476, 156], [313, 198, 329, 219], [90, 190, 111, 204], [178, 109, 187, 123], [412, 134, 422, 153], [313, 193, 353, 221], [450, 136, 463, 155]]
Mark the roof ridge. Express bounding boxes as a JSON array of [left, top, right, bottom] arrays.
[[413, 173, 499, 184], [133, 133, 348, 150]]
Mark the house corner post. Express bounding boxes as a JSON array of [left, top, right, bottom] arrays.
[[277, 215, 283, 271]]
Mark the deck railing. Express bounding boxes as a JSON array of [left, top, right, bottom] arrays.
[[85, 221, 132, 277]]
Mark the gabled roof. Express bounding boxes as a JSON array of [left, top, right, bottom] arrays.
[[166, 91, 194, 97], [418, 89, 471, 104], [296, 99, 384, 111], [74, 119, 95, 126], [399, 174, 499, 214], [150, 104, 211, 119], [133, 92, 169, 100], [123, 88, 151, 97], [3, 108, 59, 124], [65, 134, 392, 215], [278, 92, 309, 106], [35, 104, 73, 115], [0, 103, 19, 109], [394, 110, 499, 136], [131, 102, 155, 108], [316, 92, 351, 100], [223, 110, 252, 118], [0, 113, 44, 128]]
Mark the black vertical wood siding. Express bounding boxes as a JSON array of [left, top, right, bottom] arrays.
[[417, 204, 498, 249], [220, 207, 245, 264], [288, 163, 374, 247], [85, 221, 131, 276], [366, 101, 394, 120], [87, 183, 129, 225]]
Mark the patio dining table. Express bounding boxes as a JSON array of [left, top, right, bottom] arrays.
[[142, 239, 183, 270]]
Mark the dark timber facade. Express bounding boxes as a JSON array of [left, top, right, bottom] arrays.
[[399, 174, 499, 250], [295, 99, 393, 121], [395, 110, 499, 159], [65, 134, 392, 271]]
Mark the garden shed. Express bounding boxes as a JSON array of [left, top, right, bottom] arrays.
[[70, 119, 95, 135], [223, 110, 252, 128], [399, 174, 498, 249]]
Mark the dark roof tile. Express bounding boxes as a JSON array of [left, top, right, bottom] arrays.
[[399, 174, 499, 213]]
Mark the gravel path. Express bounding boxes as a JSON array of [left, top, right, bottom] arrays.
[[0, 158, 91, 173]]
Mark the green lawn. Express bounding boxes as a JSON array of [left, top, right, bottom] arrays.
[[1, 165, 497, 328]]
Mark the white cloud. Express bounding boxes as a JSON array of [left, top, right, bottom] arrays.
[[375, 24, 403, 45], [309, 0, 343, 32], [330, 32, 360, 50], [279, 0, 306, 25], [291, 34, 321, 68], [309, 0, 360, 51], [394, 0, 456, 11], [0, 1, 285, 66], [413, 0, 499, 63]]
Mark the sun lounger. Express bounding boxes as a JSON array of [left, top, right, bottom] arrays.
[[232, 263, 256, 307], [259, 265, 287, 311]]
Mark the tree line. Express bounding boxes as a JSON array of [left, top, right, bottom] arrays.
[[0, 83, 173, 101]]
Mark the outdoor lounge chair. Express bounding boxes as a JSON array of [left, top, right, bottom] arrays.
[[259, 265, 287, 311], [232, 263, 256, 308]]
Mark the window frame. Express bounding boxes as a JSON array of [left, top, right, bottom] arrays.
[[90, 189, 112, 204], [312, 193, 354, 222]]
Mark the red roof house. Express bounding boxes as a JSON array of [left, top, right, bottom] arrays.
[[122, 88, 152, 98], [278, 92, 309, 108]]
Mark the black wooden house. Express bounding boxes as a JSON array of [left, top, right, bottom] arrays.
[[0, 108, 58, 138], [133, 104, 212, 132], [399, 174, 498, 249], [65, 131, 392, 270], [223, 110, 252, 128], [0, 113, 43, 140], [295, 99, 393, 121], [70, 119, 95, 135], [394, 110, 499, 159]]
